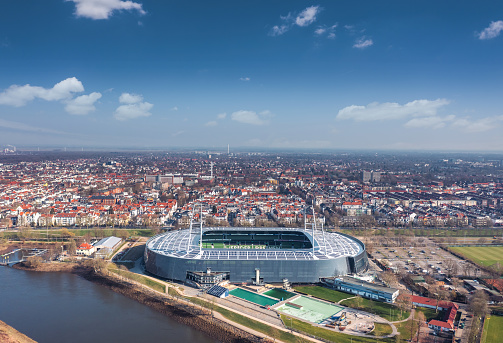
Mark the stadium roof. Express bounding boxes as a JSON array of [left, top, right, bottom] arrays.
[[147, 227, 363, 261]]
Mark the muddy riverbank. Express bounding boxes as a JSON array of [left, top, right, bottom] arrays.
[[0, 320, 37, 343]]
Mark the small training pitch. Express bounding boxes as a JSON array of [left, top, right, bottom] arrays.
[[229, 288, 278, 307], [263, 288, 296, 300], [276, 296, 344, 324]]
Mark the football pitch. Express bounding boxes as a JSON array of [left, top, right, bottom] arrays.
[[450, 246, 503, 268], [482, 315, 503, 343]]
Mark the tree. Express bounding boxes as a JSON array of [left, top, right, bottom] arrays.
[[414, 311, 426, 342], [463, 262, 474, 277], [380, 270, 398, 287], [444, 259, 459, 278], [396, 293, 412, 318], [23, 256, 43, 269], [67, 239, 77, 255], [428, 285, 450, 312], [60, 228, 75, 238], [488, 262, 503, 277], [470, 290, 489, 317], [83, 259, 109, 273]]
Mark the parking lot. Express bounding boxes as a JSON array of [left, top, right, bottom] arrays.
[[371, 238, 473, 278]]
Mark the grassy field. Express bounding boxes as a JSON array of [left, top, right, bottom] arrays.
[[108, 268, 166, 293], [482, 315, 503, 343], [394, 319, 416, 341], [340, 297, 409, 322], [293, 285, 354, 303], [417, 307, 445, 321], [370, 323, 393, 336], [450, 246, 503, 268]]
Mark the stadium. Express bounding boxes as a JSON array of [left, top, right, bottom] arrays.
[[144, 227, 368, 284]]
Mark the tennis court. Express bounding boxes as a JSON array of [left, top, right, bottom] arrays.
[[229, 288, 278, 307], [276, 296, 344, 323]]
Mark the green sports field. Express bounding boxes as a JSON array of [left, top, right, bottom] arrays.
[[482, 315, 503, 343], [450, 246, 503, 268]]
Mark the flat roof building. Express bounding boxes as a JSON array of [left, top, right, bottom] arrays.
[[321, 275, 399, 303], [94, 236, 122, 257]]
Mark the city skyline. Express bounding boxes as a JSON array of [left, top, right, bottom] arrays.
[[1, 1, 503, 151]]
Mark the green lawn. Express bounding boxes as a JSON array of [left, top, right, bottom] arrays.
[[340, 297, 409, 322], [450, 246, 503, 268], [108, 268, 166, 293], [482, 315, 503, 343], [394, 319, 417, 341], [417, 307, 445, 321], [370, 323, 393, 336], [293, 285, 354, 303]]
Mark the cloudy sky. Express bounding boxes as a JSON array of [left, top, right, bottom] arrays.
[[1, 1, 503, 151]]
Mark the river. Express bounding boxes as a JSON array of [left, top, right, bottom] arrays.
[[0, 266, 216, 343]]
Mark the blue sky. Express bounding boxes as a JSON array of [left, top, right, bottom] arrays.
[[1, 0, 503, 151]]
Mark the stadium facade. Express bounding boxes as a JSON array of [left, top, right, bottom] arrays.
[[144, 227, 368, 284]]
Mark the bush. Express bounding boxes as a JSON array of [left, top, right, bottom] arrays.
[[23, 256, 43, 268]]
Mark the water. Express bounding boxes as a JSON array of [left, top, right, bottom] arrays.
[[0, 266, 216, 343]]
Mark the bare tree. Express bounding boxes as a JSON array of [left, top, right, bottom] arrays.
[[380, 270, 398, 287], [463, 262, 474, 277], [469, 290, 488, 317], [444, 259, 459, 278], [395, 293, 412, 318]]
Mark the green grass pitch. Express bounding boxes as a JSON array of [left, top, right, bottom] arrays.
[[450, 246, 503, 267]]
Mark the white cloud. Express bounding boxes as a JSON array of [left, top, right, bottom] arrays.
[[269, 5, 321, 36], [67, 0, 146, 20], [315, 24, 337, 39], [295, 6, 320, 27], [170, 106, 178, 111], [0, 77, 84, 107], [217, 112, 227, 119], [119, 92, 143, 104], [452, 116, 503, 132], [240, 77, 250, 81], [270, 24, 290, 36], [404, 115, 455, 129], [65, 92, 102, 115], [114, 102, 153, 120], [231, 110, 272, 125], [478, 20, 503, 40], [337, 99, 450, 121], [353, 37, 373, 49], [114, 92, 152, 120], [205, 121, 217, 127]]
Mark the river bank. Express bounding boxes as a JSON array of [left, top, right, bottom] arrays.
[[11, 261, 259, 343], [0, 320, 37, 343]]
